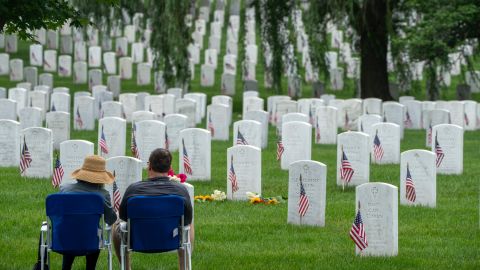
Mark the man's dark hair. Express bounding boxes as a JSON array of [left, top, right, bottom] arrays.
[[148, 148, 172, 173]]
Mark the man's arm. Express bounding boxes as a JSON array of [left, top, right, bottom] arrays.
[[182, 190, 193, 225], [119, 185, 134, 221]]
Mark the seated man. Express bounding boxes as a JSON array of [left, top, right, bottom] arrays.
[[113, 148, 193, 269]]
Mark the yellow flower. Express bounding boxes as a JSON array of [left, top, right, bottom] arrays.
[[268, 198, 279, 205], [250, 197, 262, 204]]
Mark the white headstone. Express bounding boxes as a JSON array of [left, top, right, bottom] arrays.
[[0, 120, 20, 166], [58, 55, 72, 77], [226, 145, 261, 200], [463, 100, 477, 131], [207, 104, 230, 141], [175, 98, 197, 128], [370, 123, 400, 164], [164, 114, 188, 152], [179, 128, 211, 180], [88, 46, 102, 67], [74, 96, 95, 130], [119, 57, 133, 79], [243, 110, 269, 149], [287, 160, 327, 226], [363, 98, 383, 115], [98, 117, 127, 159], [103, 52, 117, 74], [314, 106, 338, 144], [243, 97, 264, 117], [100, 101, 123, 119], [105, 156, 143, 199], [233, 120, 262, 148], [0, 99, 17, 120], [137, 63, 151, 85], [30, 44, 43, 66], [281, 122, 312, 170], [400, 150, 436, 207], [19, 107, 43, 130], [337, 132, 370, 187], [134, 120, 166, 165], [357, 114, 382, 135], [46, 112, 70, 150], [9, 59, 24, 81], [432, 124, 463, 175], [0, 53, 9, 75], [448, 101, 465, 128], [74, 41, 87, 61], [73, 61, 88, 84], [355, 182, 398, 256], [119, 93, 137, 122], [21, 127, 53, 178], [383, 102, 405, 139]]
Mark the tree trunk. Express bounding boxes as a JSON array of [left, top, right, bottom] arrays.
[[360, 0, 393, 100]]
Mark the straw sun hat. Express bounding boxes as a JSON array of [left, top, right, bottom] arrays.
[[71, 155, 115, 184]]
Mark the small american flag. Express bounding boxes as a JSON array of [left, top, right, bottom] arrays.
[[208, 113, 215, 137], [309, 105, 314, 124], [405, 164, 416, 203], [75, 106, 83, 128], [165, 126, 169, 150], [236, 129, 248, 145], [340, 147, 354, 185], [229, 156, 239, 193], [182, 139, 193, 175], [350, 202, 368, 251], [315, 121, 321, 143], [20, 138, 32, 175], [112, 171, 121, 212], [427, 123, 432, 145], [276, 138, 284, 161], [404, 110, 412, 128], [52, 155, 64, 188], [99, 126, 109, 155], [373, 131, 384, 161], [59, 65, 68, 75], [44, 59, 51, 68], [344, 111, 349, 129], [121, 106, 126, 119], [130, 124, 139, 159], [31, 52, 38, 62], [51, 103, 56, 112], [464, 113, 469, 126], [298, 174, 310, 217], [435, 132, 444, 168]]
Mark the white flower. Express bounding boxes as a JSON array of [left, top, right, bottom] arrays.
[[211, 190, 226, 201], [169, 175, 181, 183], [246, 191, 259, 199]]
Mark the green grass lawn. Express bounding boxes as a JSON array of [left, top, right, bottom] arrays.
[[1, 8, 480, 269]]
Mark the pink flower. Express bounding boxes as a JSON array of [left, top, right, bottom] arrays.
[[168, 168, 175, 176], [178, 174, 187, 183]]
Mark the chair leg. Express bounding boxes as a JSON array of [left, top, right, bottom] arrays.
[[40, 223, 48, 270], [107, 242, 112, 270], [120, 243, 125, 270]]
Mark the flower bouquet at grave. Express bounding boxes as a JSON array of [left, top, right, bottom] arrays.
[[168, 168, 187, 183], [246, 192, 285, 205], [194, 190, 226, 203]]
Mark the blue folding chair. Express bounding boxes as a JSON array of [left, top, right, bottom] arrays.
[[120, 195, 191, 270], [41, 193, 112, 270]]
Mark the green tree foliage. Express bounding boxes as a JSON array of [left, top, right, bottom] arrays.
[[393, 0, 480, 99], [0, 0, 85, 40]]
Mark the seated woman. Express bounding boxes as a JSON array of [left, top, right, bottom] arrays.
[[59, 155, 117, 270]]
